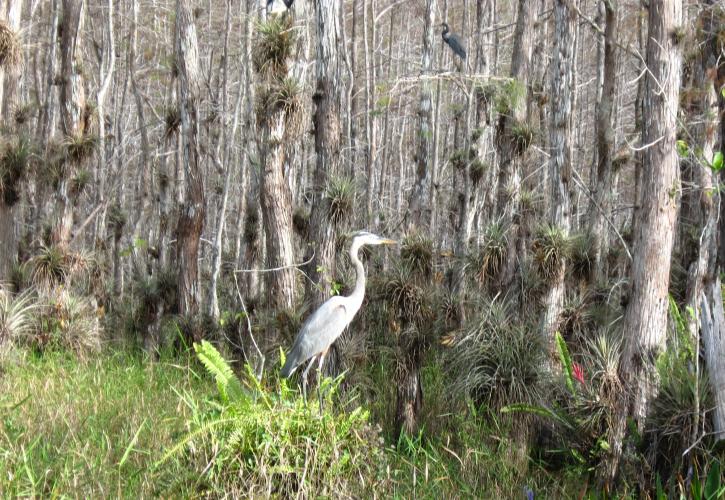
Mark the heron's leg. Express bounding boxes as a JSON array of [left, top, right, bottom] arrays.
[[316, 349, 327, 413], [301, 355, 317, 403]]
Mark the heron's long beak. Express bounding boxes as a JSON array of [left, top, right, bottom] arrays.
[[380, 238, 398, 245]]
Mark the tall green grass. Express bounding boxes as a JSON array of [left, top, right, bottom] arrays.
[[0, 349, 211, 497]]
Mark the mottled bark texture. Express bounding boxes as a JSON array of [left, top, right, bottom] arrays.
[[494, 0, 535, 290], [602, 0, 683, 485], [541, 0, 576, 346], [54, 0, 86, 246], [306, 0, 343, 307], [587, 1, 617, 284], [174, 0, 206, 323], [406, 0, 435, 230]]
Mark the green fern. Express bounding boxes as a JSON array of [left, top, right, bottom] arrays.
[[194, 340, 243, 403], [555, 331, 575, 395]]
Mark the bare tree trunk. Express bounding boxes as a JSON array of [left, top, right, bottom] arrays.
[[587, 0, 617, 284], [0, 0, 22, 282], [306, 0, 343, 306], [602, 0, 683, 485], [406, 0, 435, 229], [174, 0, 206, 325], [257, 15, 298, 311], [541, 0, 576, 345], [395, 0, 436, 441], [52, 0, 86, 247]]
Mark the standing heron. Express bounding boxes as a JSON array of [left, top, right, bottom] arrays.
[[441, 22, 467, 61], [281, 231, 397, 400]]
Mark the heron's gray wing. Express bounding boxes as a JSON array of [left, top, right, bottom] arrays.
[[280, 298, 348, 377]]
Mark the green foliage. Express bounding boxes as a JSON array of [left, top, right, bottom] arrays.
[[0, 286, 37, 351], [253, 15, 295, 78], [472, 222, 507, 284], [0, 350, 211, 497], [555, 331, 575, 395], [324, 176, 356, 225], [194, 340, 243, 403], [400, 232, 434, 279], [450, 299, 546, 415], [494, 79, 526, 117], [0, 135, 35, 206], [533, 223, 571, 281], [63, 133, 99, 164], [161, 343, 387, 497]]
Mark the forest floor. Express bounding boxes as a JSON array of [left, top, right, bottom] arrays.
[[0, 345, 594, 498]]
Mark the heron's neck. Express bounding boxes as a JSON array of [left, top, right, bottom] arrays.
[[349, 242, 366, 306]]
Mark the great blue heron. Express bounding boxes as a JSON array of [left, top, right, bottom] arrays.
[[281, 231, 397, 400], [441, 22, 467, 61]]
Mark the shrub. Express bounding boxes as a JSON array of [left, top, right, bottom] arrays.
[[160, 341, 386, 497]]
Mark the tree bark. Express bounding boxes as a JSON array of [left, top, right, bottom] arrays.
[[602, 0, 683, 485], [305, 0, 343, 310], [406, 0, 435, 230], [541, 0, 577, 345], [53, 0, 86, 247], [587, 1, 617, 284], [174, 0, 206, 323], [494, 0, 536, 290]]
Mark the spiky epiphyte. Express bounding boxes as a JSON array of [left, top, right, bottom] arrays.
[[0, 286, 36, 349], [383, 266, 429, 326], [450, 298, 546, 413], [568, 232, 595, 282], [0, 21, 22, 72], [63, 133, 99, 164], [559, 293, 595, 340], [13, 103, 34, 125], [472, 222, 507, 284], [532, 223, 570, 281], [164, 106, 181, 139], [400, 233, 434, 279], [494, 79, 525, 117], [253, 16, 295, 78], [450, 148, 474, 170], [324, 176, 355, 225], [509, 121, 535, 155], [255, 77, 302, 132], [0, 136, 35, 206], [70, 169, 91, 197], [107, 204, 127, 235], [469, 159, 488, 185]]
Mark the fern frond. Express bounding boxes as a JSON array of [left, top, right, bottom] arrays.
[[194, 341, 244, 403]]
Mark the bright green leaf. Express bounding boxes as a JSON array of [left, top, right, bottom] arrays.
[[711, 151, 724, 172]]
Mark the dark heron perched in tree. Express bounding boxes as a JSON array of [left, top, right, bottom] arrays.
[[281, 231, 397, 406], [266, 0, 293, 13], [441, 22, 466, 61]]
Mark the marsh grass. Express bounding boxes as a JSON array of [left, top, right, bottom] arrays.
[[0, 349, 211, 497]]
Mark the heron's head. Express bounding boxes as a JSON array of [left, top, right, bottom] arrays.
[[440, 22, 449, 32], [350, 231, 397, 247]]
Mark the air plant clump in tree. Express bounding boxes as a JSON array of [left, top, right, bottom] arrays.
[[292, 207, 310, 236], [567, 232, 595, 282], [323, 176, 355, 225], [508, 121, 536, 155], [63, 133, 99, 164], [253, 15, 296, 79], [532, 223, 571, 282], [163, 106, 181, 140], [472, 222, 507, 284], [0, 21, 22, 72], [0, 136, 35, 206], [450, 298, 547, 415], [254, 77, 302, 132], [400, 232, 434, 280]]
